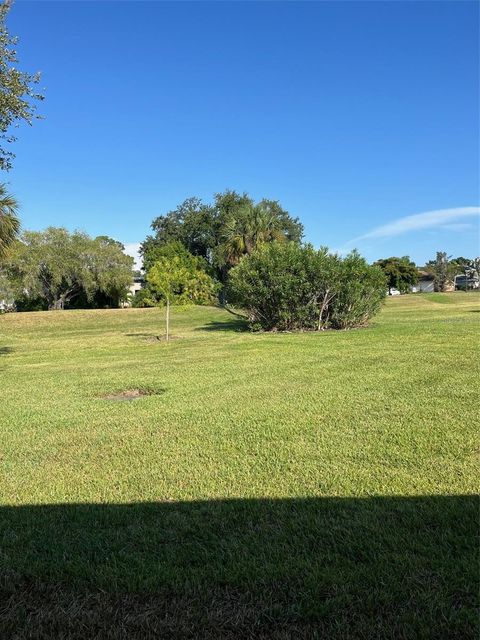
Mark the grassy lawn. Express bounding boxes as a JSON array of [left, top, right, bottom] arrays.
[[0, 293, 478, 638]]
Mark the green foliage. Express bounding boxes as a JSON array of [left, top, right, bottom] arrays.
[[0, 266, 15, 309], [229, 243, 386, 331], [329, 251, 387, 329], [0, 182, 19, 260], [424, 251, 478, 291], [131, 287, 155, 308], [12, 291, 46, 312], [0, 1, 44, 171], [374, 256, 418, 294], [6, 227, 134, 309], [147, 249, 218, 340], [146, 244, 219, 306], [143, 198, 217, 269], [141, 190, 303, 283]]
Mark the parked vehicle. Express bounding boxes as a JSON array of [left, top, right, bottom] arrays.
[[454, 273, 479, 291]]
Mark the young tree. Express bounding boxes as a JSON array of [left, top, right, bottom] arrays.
[[374, 256, 418, 294], [0, 1, 43, 171], [147, 257, 183, 341], [7, 228, 133, 309], [426, 252, 453, 292], [147, 253, 218, 340], [0, 182, 18, 259]]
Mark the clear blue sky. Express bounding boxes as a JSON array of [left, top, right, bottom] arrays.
[[7, 0, 480, 266]]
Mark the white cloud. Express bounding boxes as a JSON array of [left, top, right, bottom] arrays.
[[123, 242, 142, 270], [439, 222, 475, 232], [344, 206, 479, 249]]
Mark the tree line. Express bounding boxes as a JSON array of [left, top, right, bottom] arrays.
[[374, 254, 479, 294], [0, 7, 475, 327], [1, 182, 478, 329]]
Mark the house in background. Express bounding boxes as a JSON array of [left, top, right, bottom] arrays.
[[411, 270, 435, 293], [454, 272, 479, 290], [122, 274, 145, 307], [129, 275, 145, 298], [410, 269, 477, 293]]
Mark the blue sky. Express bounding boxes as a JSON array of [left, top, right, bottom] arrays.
[[7, 0, 480, 267]]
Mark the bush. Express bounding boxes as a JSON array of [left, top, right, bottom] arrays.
[[131, 288, 156, 308], [228, 243, 386, 331], [329, 251, 387, 329]]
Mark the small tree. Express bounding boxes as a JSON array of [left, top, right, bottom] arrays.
[[374, 256, 418, 294], [427, 252, 452, 292], [147, 254, 218, 340]]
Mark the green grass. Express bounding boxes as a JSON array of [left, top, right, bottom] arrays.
[[0, 292, 478, 638]]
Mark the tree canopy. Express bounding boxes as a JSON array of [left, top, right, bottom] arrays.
[[0, 1, 43, 171], [138, 242, 218, 308], [6, 228, 134, 309], [141, 190, 304, 282], [374, 256, 418, 294]]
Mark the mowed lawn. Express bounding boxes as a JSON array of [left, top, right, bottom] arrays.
[[0, 293, 478, 639]]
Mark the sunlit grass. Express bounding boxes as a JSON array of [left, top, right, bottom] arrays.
[[0, 292, 478, 638]]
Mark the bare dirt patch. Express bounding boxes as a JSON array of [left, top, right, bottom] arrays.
[[101, 389, 163, 402]]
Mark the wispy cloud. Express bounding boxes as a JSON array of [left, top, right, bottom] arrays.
[[343, 206, 479, 250], [439, 222, 475, 232], [123, 242, 142, 270]]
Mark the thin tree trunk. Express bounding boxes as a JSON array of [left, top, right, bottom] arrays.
[[317, 289, 331, 331], [166, 298, 170, 342]]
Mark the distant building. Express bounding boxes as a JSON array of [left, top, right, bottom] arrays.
[[454, 272, 479, 291], [121, 275, 145, 307], [129, 275, 145, 298], [411, 271, 435, 293]]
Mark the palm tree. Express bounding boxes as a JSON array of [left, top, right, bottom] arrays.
[[0, 183, 20, 260], [220, 204, 287, 266]]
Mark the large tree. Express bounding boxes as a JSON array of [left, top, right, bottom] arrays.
[[142, 197, 217, 270], [0, 181, 18, 259], [214, 191, 303, 267], [7, 228, 134, 309], [0, 0, 43, 171], [374, 256, 418, 294], [141, 191, 303, 284]]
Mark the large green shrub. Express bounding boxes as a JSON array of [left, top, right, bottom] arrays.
[[329, 251, 387, 329], [228, 243, 386, 331]]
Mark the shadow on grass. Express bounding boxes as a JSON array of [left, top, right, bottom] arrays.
[[0, 346, 13, 355], [197, 318, 249, 333], [0, 495, 477, 639]]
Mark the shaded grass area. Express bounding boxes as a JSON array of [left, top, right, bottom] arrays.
[[0, 292, 479, 638], [1, 496, 477, 639]]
